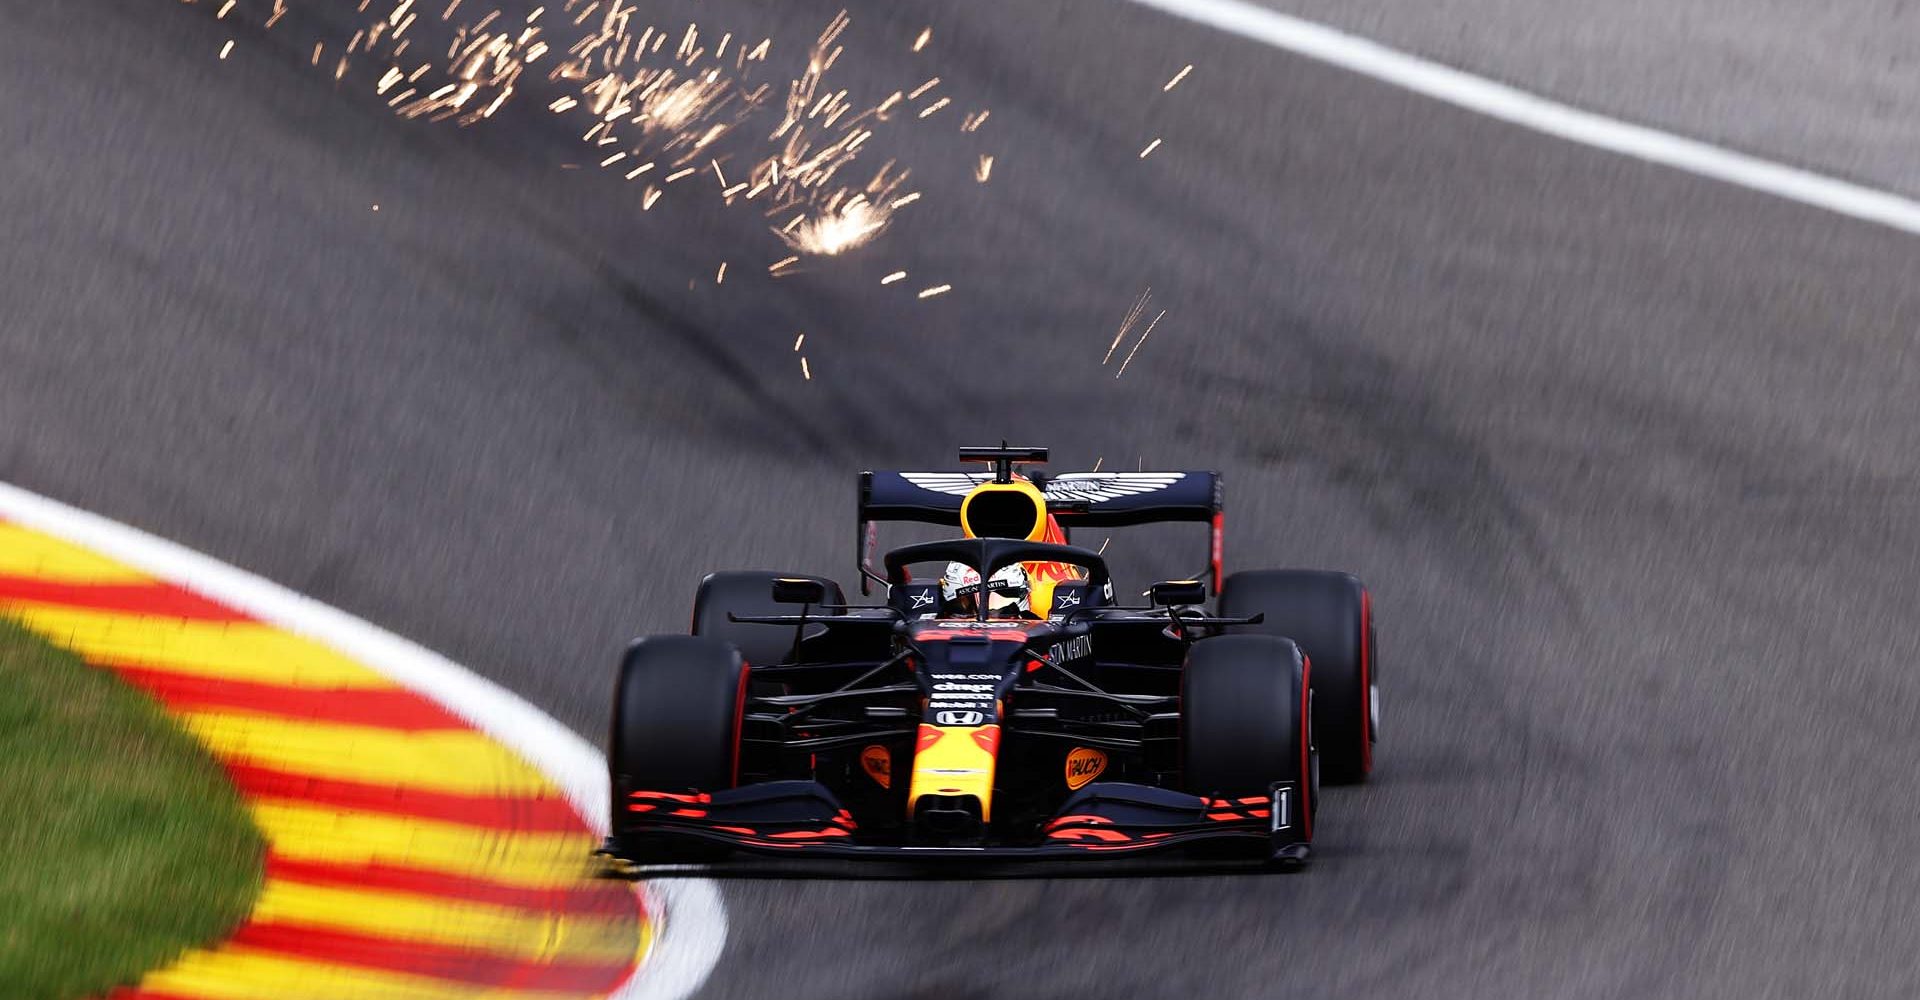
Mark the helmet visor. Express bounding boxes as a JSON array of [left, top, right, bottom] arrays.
[[985, 587, 1027, 618]]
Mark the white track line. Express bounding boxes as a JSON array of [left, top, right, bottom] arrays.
[[0, 481, 726, 1000], [1126, 0, 1920, 236]]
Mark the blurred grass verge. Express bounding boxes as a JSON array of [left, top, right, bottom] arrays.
[[0, 616, 262, 999]]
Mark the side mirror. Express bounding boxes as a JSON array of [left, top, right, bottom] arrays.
[[1148, 579, 1206, 607], [772, 577, 829, 605]]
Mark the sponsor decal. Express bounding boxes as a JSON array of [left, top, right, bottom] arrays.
[[901, 472, 993, 496], [1041, 472, 1187, 502], [936, 710, 986, 726], [931, 673, 1002, 681], [910, 592, 936, 609], [860, 745, 892, 789], [934, 620, 1027, 629], [1046, 635, 1093, 662], [1270, 786, 1291, 832], [1064, 746, 1107, 790], [1054, 589, 1081, 609], [935, 682, 995, 693]]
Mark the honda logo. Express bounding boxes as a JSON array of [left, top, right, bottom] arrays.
[[935, 710, 985, 726]]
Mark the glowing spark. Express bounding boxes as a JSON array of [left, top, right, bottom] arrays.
[[1114, 310, 1165, 378], [881, 271, 906, 285], [769, 255, 799, 274], [1139, 138, 1161, 158], [1091, 456, 1104, 472], [800, 356, 812, 380], [793, 333, 805, 351], [217, 0, 234, 18], [961, 109, 990, 132], [1105, 288, 1151, 364], [372, 204, 381, 211], [975, 155, 993, 183], [278, 7, 971, 266], [717, 262, 728, 283], [1097, 537, 1111, 555], [1163, 64, 1193, 91], [776, 195, 890, 256], [918, 284, 951, 299], [219, 39, 235, 59]]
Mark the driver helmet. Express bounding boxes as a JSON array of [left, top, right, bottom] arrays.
[[940, 562, 1032, 619]]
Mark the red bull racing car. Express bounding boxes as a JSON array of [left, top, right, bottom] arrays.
[[603, 446, 1377, 869]]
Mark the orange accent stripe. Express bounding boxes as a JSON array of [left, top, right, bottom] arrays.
[[0, 575, 248, 621], [226, 763, 587, 832], [110, 665, 468, 731]]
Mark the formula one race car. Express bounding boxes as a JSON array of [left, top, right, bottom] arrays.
[[603, 446, 1376, 868]]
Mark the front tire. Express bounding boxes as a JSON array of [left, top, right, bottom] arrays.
[[608, 636, 747, 857], [1181, 634, 1314, 845]]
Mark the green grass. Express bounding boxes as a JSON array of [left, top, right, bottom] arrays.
[[0, 616, 263, 999]]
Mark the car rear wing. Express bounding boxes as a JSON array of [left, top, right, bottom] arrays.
[[857, 466, 1224, 594]]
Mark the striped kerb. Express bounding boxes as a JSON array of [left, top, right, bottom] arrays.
[[0, 521, 648, 999]]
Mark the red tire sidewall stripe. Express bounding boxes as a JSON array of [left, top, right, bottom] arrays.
[[1360, 587, 1373, 774], [1300, 651, 1313, 841], [731, 658, 750, 788]]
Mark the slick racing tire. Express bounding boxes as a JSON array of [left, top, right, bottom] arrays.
[[1181, 634, 1313, 839], [692, 571, 846, 669], [609, 636, 746, 857], [1219, 570, 1376, 784]]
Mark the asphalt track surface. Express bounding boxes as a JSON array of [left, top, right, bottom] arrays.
[[6, 1, 1920, 997], [1265, 0, 1920, 200]]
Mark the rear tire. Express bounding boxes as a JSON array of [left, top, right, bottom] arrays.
[[692, 571, 845, 668], [1219, 570, 1375, 784], [608, 636, 747, 854], [1181, 634, 1313, 842]]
